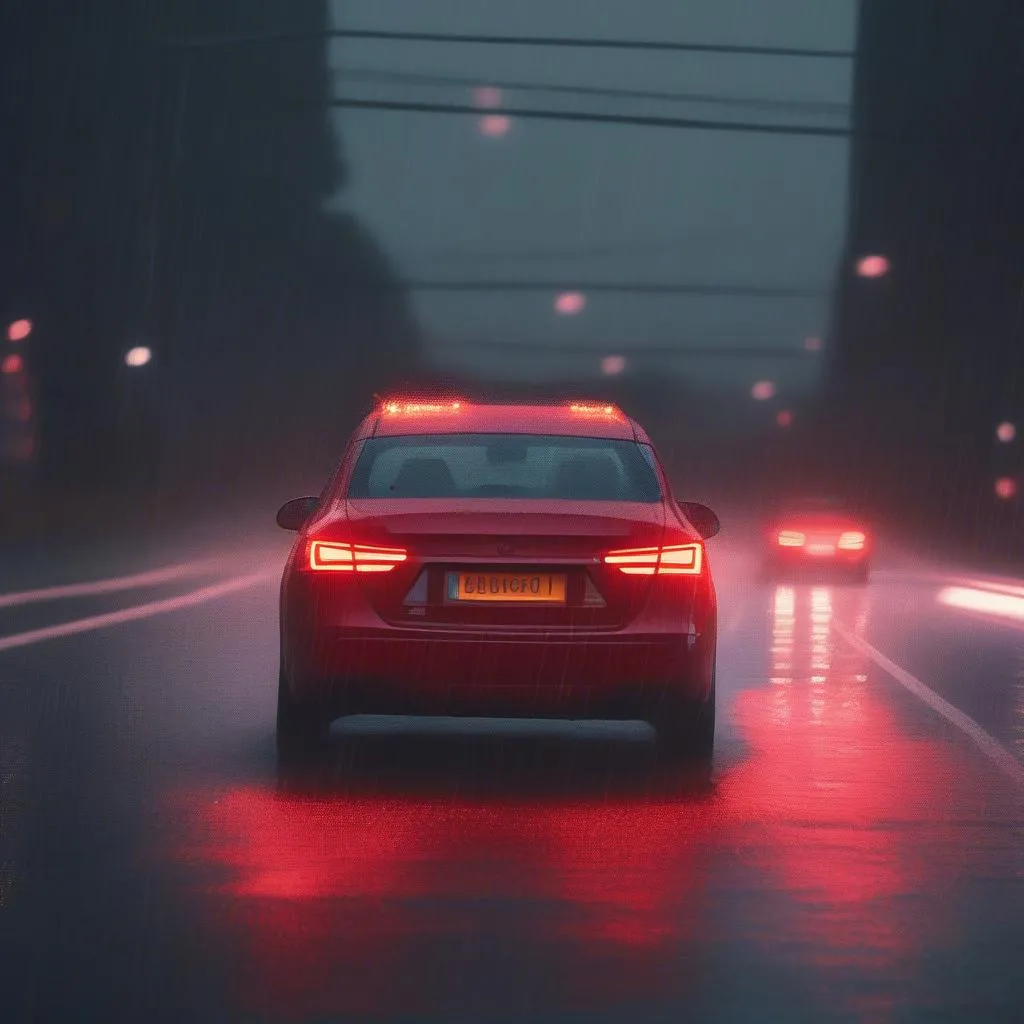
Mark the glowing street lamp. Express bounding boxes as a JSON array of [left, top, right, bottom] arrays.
[[601, 355, 626, 376], [856, 254, 890, 279], [751, 380, 775, 401], [777, 410, 794, 428], [995, 477, 1017, 500], [996, 422, 1016, 443], [7, 319, 32, 343], [555, 292, 586, 316], [124, 346, 152, 368]]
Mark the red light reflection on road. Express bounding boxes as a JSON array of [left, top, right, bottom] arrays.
[[166, 785, 712, 1019], [163, 584, 994, 1020], [719, 584, 963, 1010]]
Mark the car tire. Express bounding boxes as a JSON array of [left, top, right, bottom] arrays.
[[652, 670, 716, 763], [276, 665, 330, 757]]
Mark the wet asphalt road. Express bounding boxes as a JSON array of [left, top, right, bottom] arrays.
[[1, 526, 1023, 1024]]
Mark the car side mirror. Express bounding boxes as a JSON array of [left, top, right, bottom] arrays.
[[276, 496, 319, 531], [678, 501, 721, 540]]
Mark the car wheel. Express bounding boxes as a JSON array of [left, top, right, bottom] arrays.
[[652, 671, 716, 763], [276, 665, 330, 757]]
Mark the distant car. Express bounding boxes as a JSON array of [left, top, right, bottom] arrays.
[[763, 496, 873, 581], [275, 397, 721, 762]]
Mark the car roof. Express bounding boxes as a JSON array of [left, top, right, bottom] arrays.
[[356, 399, 647, 443]]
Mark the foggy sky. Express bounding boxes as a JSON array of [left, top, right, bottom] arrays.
[[327, 0, 856, 397]]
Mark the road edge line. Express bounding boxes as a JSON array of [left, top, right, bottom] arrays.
[[0, 571, 276, 653], [0, 556, 236, 609], [833, 619, 1024, 790]]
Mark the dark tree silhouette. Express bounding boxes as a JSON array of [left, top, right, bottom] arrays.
[[0, 1, 422, 498]]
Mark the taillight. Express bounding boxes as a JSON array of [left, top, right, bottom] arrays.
[[837, 531, 867, 551], [603, 543, 703, 576], [308, 540, 408, 573], [777, 530, 805, 547]]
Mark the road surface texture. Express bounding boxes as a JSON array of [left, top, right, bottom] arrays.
[[1, 519, 1023, 1023]]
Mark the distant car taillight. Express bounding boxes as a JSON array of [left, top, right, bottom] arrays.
[[602, 543, 703, 576], [837, 531, 867, 551], [308, 540, 408, 573], [777, 530, 806, 547]]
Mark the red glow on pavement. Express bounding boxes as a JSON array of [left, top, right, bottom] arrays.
[[166, 778, 711, 1019], [473, 85, 503, 109], [555, 291, 586, 315], [7, 319, 31, 342], [478, 114, 511, 137], [751, 380, 775, 401], [1, 354, 24, 375], [996, 422, 1016, 443], [995, 477, 1017, 500], [856, 254, 890, 278], [601, 355, 626, 375], [777, 410, 793, 427]]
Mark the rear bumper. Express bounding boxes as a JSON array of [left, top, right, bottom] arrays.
[[285, 628, 714, 719]]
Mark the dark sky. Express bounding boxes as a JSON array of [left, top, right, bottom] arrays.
[[327, 0, 855, 398]]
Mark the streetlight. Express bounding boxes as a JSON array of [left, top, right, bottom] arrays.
[[996, 421, 1016, 443], [856, 254, 890, 278], [994, 477, 1017, 500], [124, 346, 152, 367], [555, 292, 586, 315], [7, 319, 32, 343], [804, 335, 823, 352], [601, 355, 626, 376], [751, 380, 775, 401], [777, 410, 794, 428]]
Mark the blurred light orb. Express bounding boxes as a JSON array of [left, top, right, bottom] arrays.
[[7, 319, 32, 342], [478, 114, 511, 137], [1, 353, 24, 375], [555, 291, 586, 315], [601, 355, 626, 376], [473, 86, 503, 109], [856, 254, 890, 278], [124, 346, 152, 367], [994, 477, 1017, 500], [996, 421, 1016, 443], [805, 335, 823, 352], [777, 410, 794, 427], [751, 380, 775, 401]]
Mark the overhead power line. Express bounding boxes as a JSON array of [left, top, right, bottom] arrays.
[[175, 27, 854, 60], [437, 341, 813, 359], [396, 280, 827, 297], [329, 97, 850, 138], [338, 66, 851, 116]]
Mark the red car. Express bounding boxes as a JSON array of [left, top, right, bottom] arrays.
[[763, 496, 873, 581], [275, 397, 721, 760]]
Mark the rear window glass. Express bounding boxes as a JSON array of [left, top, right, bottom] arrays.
[[347, 434, 663, 502]]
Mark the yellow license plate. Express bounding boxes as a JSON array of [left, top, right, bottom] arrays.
[[448, 571, 567, 603]]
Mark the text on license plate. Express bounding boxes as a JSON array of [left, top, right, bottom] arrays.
[[447, 571, 567, 603]]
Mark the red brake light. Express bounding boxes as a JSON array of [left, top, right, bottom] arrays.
[[381, 398, 463, 416], [603, 543, 703, 576], [837, 531, 867, 551], [308, 540, 408, 573], [777, 530, 805, 547], [568, 401, 624, 420]]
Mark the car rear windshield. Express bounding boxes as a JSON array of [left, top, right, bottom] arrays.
[[347, 434, 663, 502]]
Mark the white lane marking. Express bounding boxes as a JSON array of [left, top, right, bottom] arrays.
[[0, 557, 234, 609], [833, 619, 1024, 790], [0, 570, 276, 653]]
